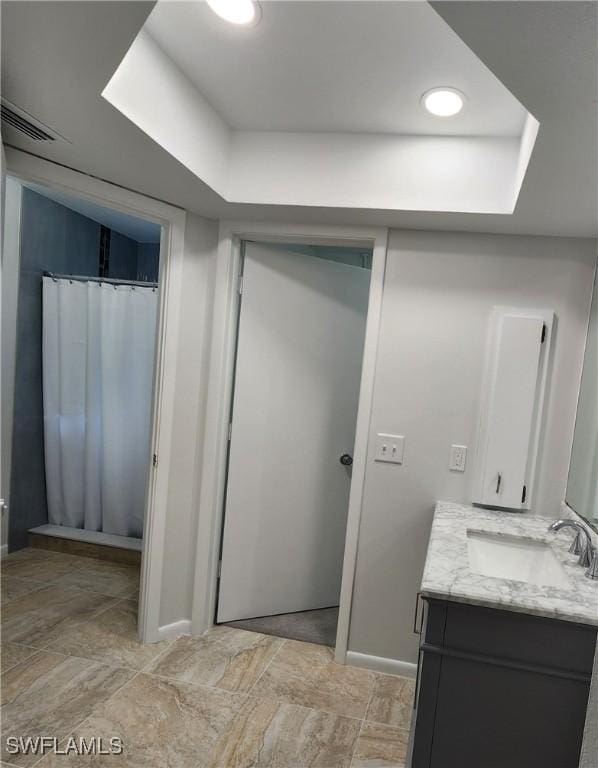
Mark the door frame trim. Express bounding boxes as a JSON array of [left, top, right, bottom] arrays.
[[191, 220, 388, 663], [4, 147, 187, 644]]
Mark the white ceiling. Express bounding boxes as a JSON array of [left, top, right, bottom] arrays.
[[146, 1, 526, 137], [432, 0, 598, 238], [104, 1, 536, 215], [1, 1, 596, 237], [0, 0, 225, 217]]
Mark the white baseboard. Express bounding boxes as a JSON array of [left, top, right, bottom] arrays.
[[156, 619, 191, 642], [346, 650, 417, 679], [0, 544, 8, 559]]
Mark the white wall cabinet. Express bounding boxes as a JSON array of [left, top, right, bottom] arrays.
[[474, 307, 554, 510]]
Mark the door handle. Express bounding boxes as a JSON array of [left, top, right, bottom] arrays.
[[339, 454, 353, 466], [496, 473, 502, 494]]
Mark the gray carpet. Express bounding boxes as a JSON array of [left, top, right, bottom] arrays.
[[224, 606, 339, 647]]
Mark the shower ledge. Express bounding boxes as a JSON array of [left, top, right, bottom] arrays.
[[28, 524, 142, 552]]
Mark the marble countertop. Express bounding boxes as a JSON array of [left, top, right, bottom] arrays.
[[421, 501, 598, 627]]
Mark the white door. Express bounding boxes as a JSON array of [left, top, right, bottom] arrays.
[[217, 242, 370, 623], [0, 147, 6, 552]]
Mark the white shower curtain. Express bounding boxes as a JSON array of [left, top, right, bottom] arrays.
[[42, 277, 158, 538]]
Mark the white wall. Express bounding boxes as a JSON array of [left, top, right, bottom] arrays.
[[159, 212, 219, 627], [1, 176, 22, 554], [348, 229, 597, 664], [228, 133, 520, 214], [1, 145, 221, 623]]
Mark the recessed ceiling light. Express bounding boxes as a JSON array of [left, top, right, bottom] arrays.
[[422, 88, 465, 117], [206, 0, 261, 25]]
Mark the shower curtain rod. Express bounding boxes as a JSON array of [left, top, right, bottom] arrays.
[[42, 271, 158, 288]]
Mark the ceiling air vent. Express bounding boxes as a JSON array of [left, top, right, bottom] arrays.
[[0, 99, 66, 143]]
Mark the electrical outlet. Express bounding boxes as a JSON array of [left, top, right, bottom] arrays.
[[375, 433, 405, 464], [449, 444, 467, 472]]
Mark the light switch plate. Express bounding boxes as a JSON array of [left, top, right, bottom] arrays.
[[449, 444, 467, 472], [375, 433, 405, 464]]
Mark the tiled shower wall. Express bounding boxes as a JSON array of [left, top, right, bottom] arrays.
[[8, 189, 159, 550]]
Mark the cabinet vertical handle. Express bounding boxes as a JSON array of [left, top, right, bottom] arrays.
[[496, 473, 502, 494], [413, 592, 424, 635], [414, 646, 423, 710]]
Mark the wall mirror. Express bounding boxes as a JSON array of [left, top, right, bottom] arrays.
[[567, 263, 598, 530]]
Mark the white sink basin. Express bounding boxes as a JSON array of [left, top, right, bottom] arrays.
[[466, 530, 571, 589]]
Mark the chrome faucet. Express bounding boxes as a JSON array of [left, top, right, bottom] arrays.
[[548, 519, 598, 580]]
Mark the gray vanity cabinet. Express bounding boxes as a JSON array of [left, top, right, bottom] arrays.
[[410, 598, 596, 768]]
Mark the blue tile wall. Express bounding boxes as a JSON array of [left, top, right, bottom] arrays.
[[9, 190, 102, 550], [9, 189, 159, 551], [109, 230, 138, 280], [64, 207, 101, 276], [137, 243, 160, 283]]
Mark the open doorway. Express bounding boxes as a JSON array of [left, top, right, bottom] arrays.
[[2, 177, 161, 601], [216, 241, 372, 647]]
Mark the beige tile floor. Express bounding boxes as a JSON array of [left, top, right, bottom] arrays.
[[1, 548, 415, 767]]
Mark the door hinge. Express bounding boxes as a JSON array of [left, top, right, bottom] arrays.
[[521, 485, 527, 503], [217, 560, 222, 577], [238, 274, 244, 295], [152, 453, 158, 468], [227, 422, 233, 441], [541, 324, 546, 343]]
